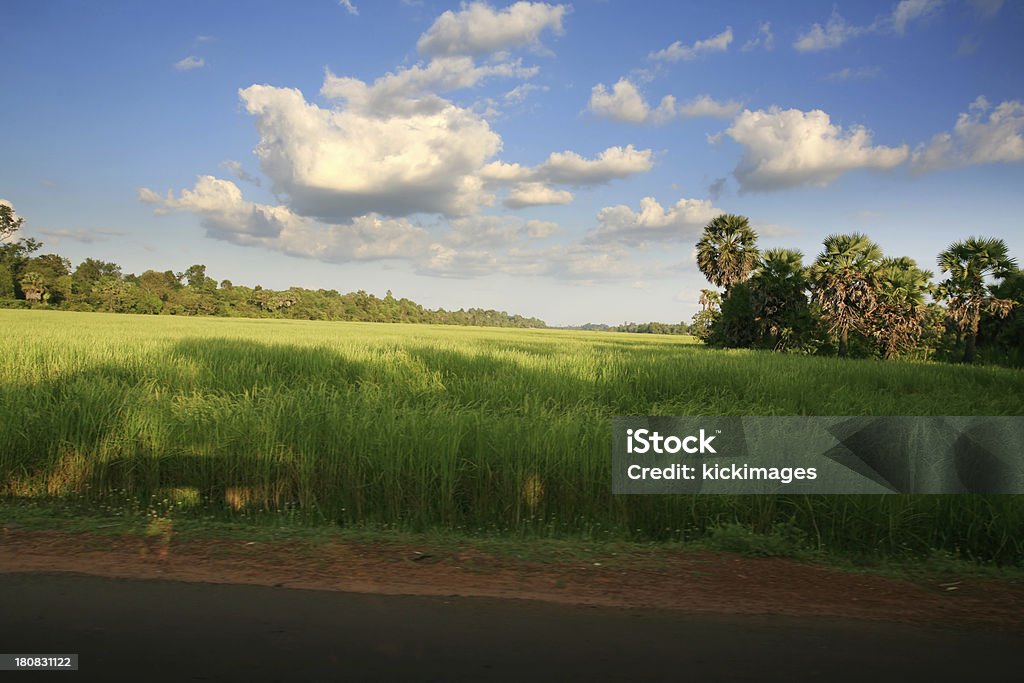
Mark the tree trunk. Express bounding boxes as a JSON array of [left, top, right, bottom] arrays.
[[963, 308, 980, 364], [963, 330, 978, 363], [839, 327, 848, 358]]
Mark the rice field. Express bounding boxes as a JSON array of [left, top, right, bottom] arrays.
[[2, 309, 1023, 563]]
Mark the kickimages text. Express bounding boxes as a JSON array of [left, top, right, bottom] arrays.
[[624, 428, 818, 484]]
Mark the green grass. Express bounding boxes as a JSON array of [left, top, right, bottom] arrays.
[[2, 309, 1023, 564]]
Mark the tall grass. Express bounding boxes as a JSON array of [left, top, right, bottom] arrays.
[[2, 309, 1023, 563]]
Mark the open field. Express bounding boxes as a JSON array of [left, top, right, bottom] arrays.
[[2, 309, 1023, 563]]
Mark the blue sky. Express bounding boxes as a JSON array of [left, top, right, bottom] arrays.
[[2, 0, 1022, 325]]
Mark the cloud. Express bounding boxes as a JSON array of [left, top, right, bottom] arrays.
[[588, 78, 740, 124], [725, 106, 909, 191], [174, 56, 205, 71], [339, 0, 358, 16], [534, 145, 654, 184], [911, 97, 1024, 171], [741, 22, 775, 52], [588, 79, 650, 123], [958, 34, 981, 56], [140, 176, 429, 262], [707, 177, 727, 201], [503, 82, 547, 104], [482, 144, 654, 186], [825, 66, 881, 81], [37, 228, 125, 244], [587, 196, 724, 246], [240, 79, 502, 222], [142, 176, 571, 274], [504, 182, 573, 208], [446, 215, 560, 245], [446, 215, 527, 246], [428, 242, 637, 280], [891, 0, 942, 34], [220, 160, 261, 186], [525, 219, 558, 238], [649, 27, 733, 62], [417, 1, 568, 57], [321, 56, 538, 116], [793, 11, 865, 51], [673, 95, 743, 119], [970, 0, 1004, 17], [794, 1, 943, 51]]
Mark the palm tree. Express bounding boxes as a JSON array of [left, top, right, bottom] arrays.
[[750, 248, 809, 350], [937, 237, 1017, 363], [872, 257, 933, 360], [695, 214, 760, 296], [810, 233, 883, 358], [19, 271, 46, 302]]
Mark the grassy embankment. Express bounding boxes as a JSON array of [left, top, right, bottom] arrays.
[[2, 309, 1022, 564]]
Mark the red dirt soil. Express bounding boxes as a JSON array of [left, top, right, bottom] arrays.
[[2, 527, 1021, 632]]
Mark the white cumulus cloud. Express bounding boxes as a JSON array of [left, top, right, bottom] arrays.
[[588, 79, 740, 124], [725, 107, 909, 191], [505, 182, 573, 208], [239, 81, 501, 222], [321, 56, 537, 116], [588, 196, 723, 246], [417, 1, 568, 57], [912, 97, 1024, 171], [140, 176, 429, 262], [482, 144, 654, 187]]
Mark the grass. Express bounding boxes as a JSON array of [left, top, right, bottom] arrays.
[[2, 309, 1023, 565]]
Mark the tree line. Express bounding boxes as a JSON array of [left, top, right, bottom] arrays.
[[0, 205, 545, 328], [570, 322, 691, 335], [691, 214, 1022, 366]]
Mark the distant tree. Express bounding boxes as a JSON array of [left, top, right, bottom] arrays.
[[1, 202, 24, 242], [71, 258, 122, 301], [138, 269, 181, 302], [690, 289, 721, 342], [695, 214, 760, 296], [19, 271, 46, 302], [182, 264, 216, 291], [0, 236, 42, 299], [937, 237, 1017, 363], [810, 233, 883, 358]]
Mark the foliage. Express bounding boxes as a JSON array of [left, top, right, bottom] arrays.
[[0, 257, 547, 329], [2, 310, 1022, 563], [747, 248, 819, 352], [0, 203, 24, 242], [978, 268, 1024, 366], [870, 257, 934, 360], [689, 289, 720, 342], [695, 214, 760, 295], [708, 281, 756, 348], [937, 237, 1018, 363], [810, 233, 883, 358]]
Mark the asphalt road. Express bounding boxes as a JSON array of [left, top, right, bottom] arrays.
[[1, 572, 1020, 682]]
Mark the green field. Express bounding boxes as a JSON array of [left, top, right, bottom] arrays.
[[2, 309, 1023, 563]]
